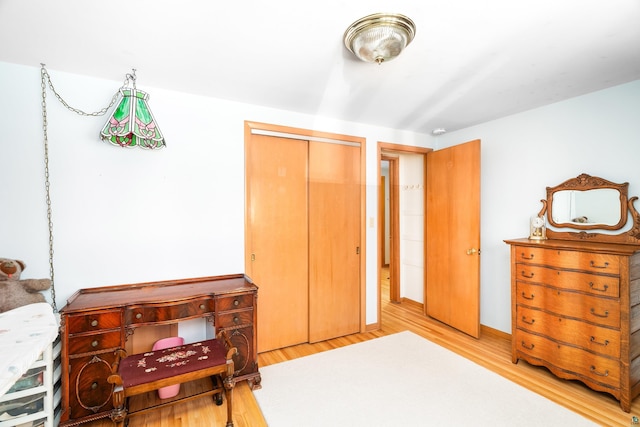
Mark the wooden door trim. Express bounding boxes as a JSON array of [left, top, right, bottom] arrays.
[[246, 121, 364, 145], [375, 142, 431, 330], [245, 121, 367, 333]]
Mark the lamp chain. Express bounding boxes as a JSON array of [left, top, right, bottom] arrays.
[[40, 66, 57, 312], [39, 64, 134, 312]]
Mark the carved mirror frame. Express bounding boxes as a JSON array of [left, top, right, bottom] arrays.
[[541, 173, 640, 245]]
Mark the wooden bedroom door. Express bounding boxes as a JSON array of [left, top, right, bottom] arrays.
[[425, 139, 481, 338], [308, 140, 361, 343], [245, 133, 309, 352]]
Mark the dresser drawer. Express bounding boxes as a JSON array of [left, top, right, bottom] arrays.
[[516, 330, 620, 388], [514, 264, 619, 297], [217, 310, 253, 328], [516, 282, 620, 328], [216, 293, 254, 312], [516, 306, 620, 358], [68, 330, 122, 354], [66, 310, 122, 334], [514, 246, 620, 274], [125, 298, 214, 324]]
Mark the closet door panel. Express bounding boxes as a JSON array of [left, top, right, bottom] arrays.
[[246, 134, 309, 352], [308, 141, 361, 342]]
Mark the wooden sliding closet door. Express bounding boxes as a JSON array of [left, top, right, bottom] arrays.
[[245, 134, 309, 352], [308, 141, 361, 343]]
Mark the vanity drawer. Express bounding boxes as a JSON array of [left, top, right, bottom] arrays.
[[216, 293, 254, 312], [217, 310, 254, 328], [516, 330, 620, 388], [514, 247, 620, 275], [514, 264, 619, 297], [516, 282, 620, 328], [66, 309, 122, 334], [516, 305, 620, 358], [68, 352, 118, 419], [125, 298, 214, 324], [67, 330, 122, 354]]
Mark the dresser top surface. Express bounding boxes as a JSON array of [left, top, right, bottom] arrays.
[[505, 237, 640, 255], [60, 274, 257, 314]]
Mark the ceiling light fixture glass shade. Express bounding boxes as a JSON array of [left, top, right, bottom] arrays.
[[344, 13, 416, 64]]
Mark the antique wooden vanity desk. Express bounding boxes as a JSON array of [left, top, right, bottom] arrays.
[[506, 174, 640, 412], [58, 274, 260, 426]]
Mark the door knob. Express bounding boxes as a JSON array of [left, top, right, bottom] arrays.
[[466, 248, 480, 255]]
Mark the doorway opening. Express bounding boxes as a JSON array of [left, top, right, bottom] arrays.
[[377, 142, 430, 328]]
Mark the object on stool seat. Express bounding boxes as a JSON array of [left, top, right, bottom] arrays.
[[152, 336, 184, 399], [108, 330, 236, 427]]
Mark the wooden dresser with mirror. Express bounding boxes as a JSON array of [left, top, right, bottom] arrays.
[[505, 174, 640, 412]]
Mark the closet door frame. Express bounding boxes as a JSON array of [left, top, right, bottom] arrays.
[[244, 121, 367, 334]]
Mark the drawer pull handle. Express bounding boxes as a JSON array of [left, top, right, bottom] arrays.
[[91, 340, 99, 347], [590, 336, 609, 347], [91, 320, 98, 327], [590, 308, 609, 318], [233, 316, 240, 324], [520, 341, 535, 350], [91, 382, 98, 390], [521, 316, 535, 325], [520, 271, 534, 279], [521, 292, 535, 300], [589, 282, 609, 292], [590, 260, 609, 269], [135, 313, 142, 319], [520, 253, 534, 260], [590, 366, 609, 377], [200, 304, 206, 310], [233, 299, 240, 306]]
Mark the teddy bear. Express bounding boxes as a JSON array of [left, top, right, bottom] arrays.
[[0, 258, 51, 313]]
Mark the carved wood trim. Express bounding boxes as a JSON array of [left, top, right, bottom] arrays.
[[546, 173, 629, 231], [545, 174, 640, 245]]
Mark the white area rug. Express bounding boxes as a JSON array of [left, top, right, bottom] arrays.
[[253, 331, 597, 426]]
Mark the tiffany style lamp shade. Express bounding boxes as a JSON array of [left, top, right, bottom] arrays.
[[100, 88, 165, 149]]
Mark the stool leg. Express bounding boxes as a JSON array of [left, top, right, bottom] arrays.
[[110, 386, 127, 427], [223, 375, 235, 427]]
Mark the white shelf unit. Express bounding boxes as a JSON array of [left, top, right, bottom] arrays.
[[0, 334, 61, 427]]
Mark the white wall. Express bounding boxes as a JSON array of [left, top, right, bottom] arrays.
[[0, 62, 430, 327], [398, 153, 424, 303], [437, 79, 640, 333], [2, 61, 639, 335]]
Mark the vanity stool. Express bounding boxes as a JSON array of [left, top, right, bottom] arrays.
[[107, 331, 236, 427]]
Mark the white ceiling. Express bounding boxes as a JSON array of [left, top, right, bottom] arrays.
[[1, 0, 639, 134]]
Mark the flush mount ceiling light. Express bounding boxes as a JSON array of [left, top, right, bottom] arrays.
[[344, 13, 416, 64]]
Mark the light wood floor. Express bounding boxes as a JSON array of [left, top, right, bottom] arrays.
[[86, 269, 638, 426]]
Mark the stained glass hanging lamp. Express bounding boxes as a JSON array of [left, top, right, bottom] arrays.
[[39, 64, 167, 310], [100, 69, 166, 149]]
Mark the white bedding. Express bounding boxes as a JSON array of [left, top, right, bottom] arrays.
[[0, 303, 59, 397]]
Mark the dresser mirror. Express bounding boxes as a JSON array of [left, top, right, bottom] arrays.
[[542, 173, 640, 244], [551, 188, 623, 226], [547, 174, 628, 230]]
